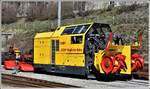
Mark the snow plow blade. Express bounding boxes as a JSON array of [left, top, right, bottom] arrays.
[[4, 59, 16, 69], [19, 62, 34, 72]]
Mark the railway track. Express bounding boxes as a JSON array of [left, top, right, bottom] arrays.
[[2, 73, 80, 88], [1, 72, 148, 88], [1, 62, 148, 88]]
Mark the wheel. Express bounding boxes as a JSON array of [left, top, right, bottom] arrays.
[[34, 67, 41, 73], [124, 74, 132, 80]]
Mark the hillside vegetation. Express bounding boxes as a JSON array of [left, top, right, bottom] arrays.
[[2, 3, 148, 61]]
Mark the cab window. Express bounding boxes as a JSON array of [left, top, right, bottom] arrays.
[[62, 26, 75, 35], [62, 24, 90, 35], [71, 36, 82, 44]]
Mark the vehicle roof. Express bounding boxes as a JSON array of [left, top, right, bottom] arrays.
[[60, 22, 109, 28], [34, 22, 110, 38], [34, 32, 53, 38]]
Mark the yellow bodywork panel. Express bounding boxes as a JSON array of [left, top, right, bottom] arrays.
[[94, 45, 131, 74], [34, 23, 87, 66], [34, 32, 53, 38], [94, 50, 105, 73], [52, 27, 65, 37], [55, 53, 85, 67], [34, 32, 53, 64], [59, 35, 84, 54]]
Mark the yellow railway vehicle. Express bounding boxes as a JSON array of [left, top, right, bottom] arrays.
[[34, 22, 144, 79]]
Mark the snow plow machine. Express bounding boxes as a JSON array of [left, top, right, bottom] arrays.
[[33, 22, 144, 80]]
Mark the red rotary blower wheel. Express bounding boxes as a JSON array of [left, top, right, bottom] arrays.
[[101, 56, 113, 75], [111, 54, 126, 74], [115, 54, 126, 69], [131, 53, 144, 72]]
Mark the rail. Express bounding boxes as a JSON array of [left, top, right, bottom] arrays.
[[2, 73, 81, 88]]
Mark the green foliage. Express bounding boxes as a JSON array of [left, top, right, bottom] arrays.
[[115, 4, 140, 14], [2, 4, 148, 61]]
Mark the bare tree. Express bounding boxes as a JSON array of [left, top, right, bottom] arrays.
[[2, 2, 18, 24]]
